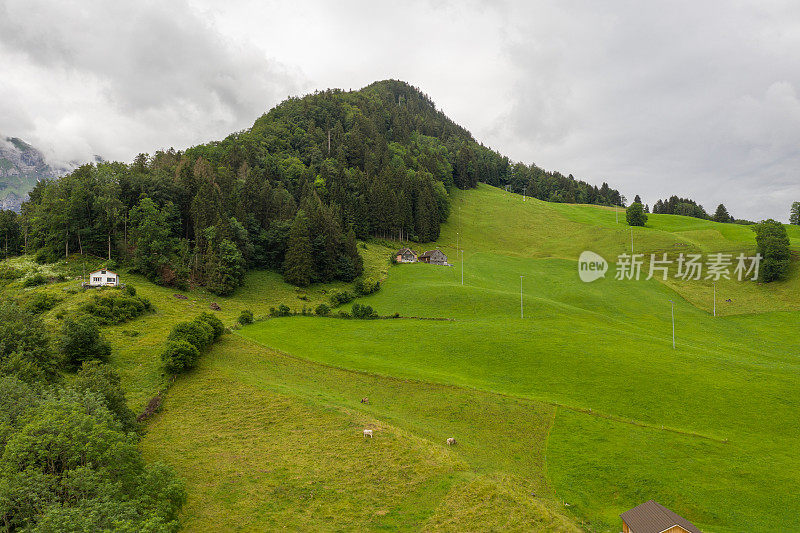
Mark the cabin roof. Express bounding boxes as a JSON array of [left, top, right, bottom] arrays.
[[89, 269, 118, 276], [396, 247, 416, 255], [419, 249, 445, 258], [620, 500, 701, 533]]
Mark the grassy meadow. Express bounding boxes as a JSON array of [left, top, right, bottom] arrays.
[[3, 183, 798, 531]]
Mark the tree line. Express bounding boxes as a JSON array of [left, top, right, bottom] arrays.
[[650, 195, 737, 223], [7, 80, 621, 293]]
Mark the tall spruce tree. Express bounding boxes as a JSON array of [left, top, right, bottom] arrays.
[[790, 202, 800, 225], [713, 204, 733, 223], [283, 210, 313, 286]]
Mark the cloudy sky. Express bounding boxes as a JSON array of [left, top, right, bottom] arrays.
[[1, 0, 799, 221]]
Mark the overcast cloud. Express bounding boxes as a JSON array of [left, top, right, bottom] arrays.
[[1, 0, 798, 221]]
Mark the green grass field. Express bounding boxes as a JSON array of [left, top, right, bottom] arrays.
[[4, 183, 798, 531], [236, 185, 800, 531]]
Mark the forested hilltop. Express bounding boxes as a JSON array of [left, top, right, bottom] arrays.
[[15, 80, 623, 295]]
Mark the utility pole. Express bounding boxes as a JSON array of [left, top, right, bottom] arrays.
[[523, 186, 527, 202], [616, 206, 619, 224], [520, 276, 524, 319], [460, 250, 464, 286], [669, 299, 675, 349]]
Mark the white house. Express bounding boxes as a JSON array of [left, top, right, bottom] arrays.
[[88, 269, 120, 287]]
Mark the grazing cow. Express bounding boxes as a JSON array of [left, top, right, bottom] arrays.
[[364, 429, 373, 438], [446, 437, 456, 446], [361, 397, 369, 404]]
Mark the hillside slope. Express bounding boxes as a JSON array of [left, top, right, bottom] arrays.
[[240, 185, 800, 532], [5, 185, 798, 530]]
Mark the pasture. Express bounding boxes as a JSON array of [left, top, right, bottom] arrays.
[[237, 185, 800, 531], [5, 183, 796, 531]]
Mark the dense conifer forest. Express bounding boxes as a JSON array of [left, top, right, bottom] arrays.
[[13, 80, 623, 294]]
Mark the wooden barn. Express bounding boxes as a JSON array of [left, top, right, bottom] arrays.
[[418, 249, 449, 266], [87, 269, 120, 287], [620, 500, 701, 533], [395, 247, 418, 263]]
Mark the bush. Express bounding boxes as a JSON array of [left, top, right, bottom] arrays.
[[354, 277, 380, 296], [329, 290, 355, 307], [351, 303, 378, 319], [168, 321, 213, 351], [73, 361, 138, 433], [162, 313, 225, 374], [24, 292, 61, 314], [238, 309, 254, 325], [22, 272, 47, 288], [314, 303, 330, 316], [0, 265, 21, 280], [270, 304, 292, 317], [197, 312, 225, 339], [59, 316, 112, 370], [80, 290, 152, 325], [161, 340, 200, 373]]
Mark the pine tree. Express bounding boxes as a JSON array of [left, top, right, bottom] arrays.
[[283, 210, 313, 287], [712, 204, 732, 223], [790, 202, 800, 225]]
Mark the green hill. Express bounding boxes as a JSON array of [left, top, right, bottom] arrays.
[[234, 185, 800, 532], [3, 183, 798, 531], [3, 79, 799, 531]]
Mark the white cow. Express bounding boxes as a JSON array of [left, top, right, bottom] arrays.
[[363, 429, 373, 438], [446, 437, 456, 446]]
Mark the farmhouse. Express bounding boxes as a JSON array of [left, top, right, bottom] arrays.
[[87, 269, 120, 287], [418, 249, 449, 266], [395, 247, 418, 263], [621, 500, 701, 533]]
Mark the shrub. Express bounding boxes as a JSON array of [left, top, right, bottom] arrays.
[[22, 273, 47, 288], [59, 316, 112, 370], [351, 303, 378, 319], [33, 249, 49, 264], [192, 318, 215, 346], [161, 340, 200, 374], [270, 304, 292, 317], [162, 313, 225, 374], [314, 303, 330, 316], [197, 312, 225, 339], [329, 290, 355, 307], [0, 265, 21, 280], [238, 309, 254, 325], [25, 292, 61, 314], [354, 277, 380, 296], [168, 321, 213, 351], [73, 361, 138, 433], [80, 290, 152, 325]]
